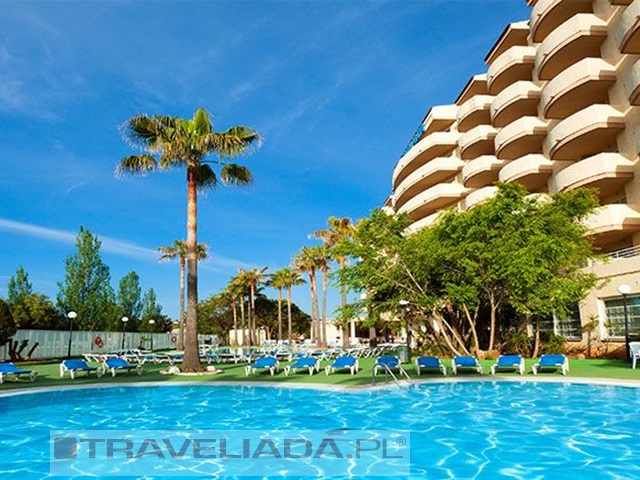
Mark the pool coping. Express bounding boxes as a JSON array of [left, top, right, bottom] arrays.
[[3, 375, 640, 398]]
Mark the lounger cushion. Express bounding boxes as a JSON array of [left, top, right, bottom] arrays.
[[539, 354, 565, 367], [0, 363, 31, 375], [105, 358, 135, 369], [376, 356, 399, 368], [63, 360, 95, 371], [331, 356, 356, 368], [417, 356, 441, 368], [455, 356, 478, 367], [292, 357, 317, 369], [497, 355, 522, 367]]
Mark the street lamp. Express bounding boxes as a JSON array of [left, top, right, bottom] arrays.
[[619, 284, 632, 361], [399, 300, 411, 362], [148, 319, 156, 351], [66, 311, 77, 358], [121, 316, 129, 350]]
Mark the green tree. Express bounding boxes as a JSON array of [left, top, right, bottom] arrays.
[[10, 294, 64, 330], [56, 227, 116, 331], [0, 299, 17, 347], [118, 108, 260, 371], [7, 266, 32, 306], [140, 288, 164, 330], [114, 271, 143, 331]]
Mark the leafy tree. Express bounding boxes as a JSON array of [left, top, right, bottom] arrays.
[[56, 227, 116, 331], [10, 294, 64, 330], [118, 108, 260, 372], [0, 299, 17, 347], [140, 288, 165, 331], [7, 266, 32, 306], [114, 271, 143, 331]]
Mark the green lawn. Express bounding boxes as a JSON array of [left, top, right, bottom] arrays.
[[1, 357, 639, 392]]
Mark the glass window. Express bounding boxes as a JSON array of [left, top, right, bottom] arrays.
[[554, 304, 582, 340], [604, 296, 640, 338]]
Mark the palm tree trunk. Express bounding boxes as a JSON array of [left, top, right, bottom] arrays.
[[310, 270, 319, 344], [277, 287, 283, 342], [239, 295, 246, 345], [321, 268, 327, 348], [183, 167, 202, 372], [250, 284, 256, 346], [339, 258, 349, 349], [178, 258, 185, 350], [232, 298, 238, 345], [287, 286, 293, 344]]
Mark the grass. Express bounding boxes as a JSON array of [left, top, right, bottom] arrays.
[[1, 357, 639, 393]]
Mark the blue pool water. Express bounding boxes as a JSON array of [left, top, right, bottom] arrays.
[[1, 381, 640, 479]]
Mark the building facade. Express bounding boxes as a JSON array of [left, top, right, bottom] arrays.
[[387, 0, 640, 344]]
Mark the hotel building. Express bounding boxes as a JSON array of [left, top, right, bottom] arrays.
[[387, 0, 640, 345]]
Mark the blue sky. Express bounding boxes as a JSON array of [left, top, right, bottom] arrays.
[[0, 0, 530, 319]]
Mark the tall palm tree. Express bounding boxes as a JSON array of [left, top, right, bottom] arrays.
[[314, 244, 332, 348], [268, 269, 289, 341], [118, 108, 260, 371], [223, 282, 243, 345], [312, 217, 354, 348], [293, 247, 323, 345], [237, 267, 268, 345], [157, 240, 208, 350], [278, 268, 305, 344], [230, 273, 249, 345]]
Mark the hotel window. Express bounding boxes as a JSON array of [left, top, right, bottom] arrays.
[[604, 296, 640, 338], [554, 304, 582, 340]]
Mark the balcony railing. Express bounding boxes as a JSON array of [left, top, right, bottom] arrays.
[[607, 245, 640, 260], [399, 123, 425, 160]]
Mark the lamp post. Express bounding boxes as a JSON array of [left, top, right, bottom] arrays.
[[66, 311, 77, 358], [619, 284, 632, 361], [121, 316, 129, 350], [148, 319, 156, 351], [399, 300, 411, 362]]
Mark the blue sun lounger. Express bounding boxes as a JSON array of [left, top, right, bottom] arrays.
[[532, 354, 569, 375], [0, 363, 37, 384], [490, 355, 525, 375], [452, 356, 483, 375], [284, 357, 319, 376], [103, 358, 143, 377], [373, 355, 409, 377], [415, 356, 446, 375], [60, 359, 103, 380], [245, 356, 279, 376], [325, 356, 358, 376]]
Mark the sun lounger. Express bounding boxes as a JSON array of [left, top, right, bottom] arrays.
[[0, 363, 37, 384], [103, 358, 143, 377], [60, 359, 103, 380], [490, 355, 525, 375], [284, 357, 319, 376], [373, 355, 408, 377], [532, 354, 569, 375], [244, 356, 279, 376], [415, 356, 446, 375], [325, 356, 359, 375], [452, 356, 483, 375]]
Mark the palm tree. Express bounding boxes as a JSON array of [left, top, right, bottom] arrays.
[[313, 217, 354, 348], [314, 244, 332, 348], [277, 268, 305, 344], [293, 247, 323, 345], [157, 240, 208, 350], [230, 273, 249, 345], [268, 269, 290, 341], [237, 267, 268, 345], [118, 108, 260, 371], [223, 282, 243, 345]]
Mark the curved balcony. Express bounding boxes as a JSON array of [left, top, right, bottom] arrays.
[[485, 21, 530, 65], [487, 46, 535, 95], [541, 58, 616, 119], [393, 157, 465, 210], [392, 131, 459, 189], [535, 14, 608, 81], [491, 81, 541, 128], [459, 125, 498, 160], [462, 155, 507, 188], [616, 0, 640, 54], [464, 186, 499, 210], [546, 105, 625, 160], [495, 117, 548, 160], [530, 0, 593, 43], [549, 153, 635, 197], [457, 95, 493, 133], [499, 155, 571, 191], [398, 183, 469, 221], [456, 74, 489, 106], [423, 105, 458, 136], [584, 204, 640, 248], [405, 212, 441, 234], [624, 59, 640, 105]]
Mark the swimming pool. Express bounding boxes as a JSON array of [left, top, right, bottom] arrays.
[[1, 381, 639, 479]]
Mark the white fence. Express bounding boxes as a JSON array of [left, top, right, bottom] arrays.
[[1, 329, 178, 361]]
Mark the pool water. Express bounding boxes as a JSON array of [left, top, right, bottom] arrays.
[[0, 381, 639, 479]]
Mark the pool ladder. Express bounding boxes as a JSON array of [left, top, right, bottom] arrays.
[[372, 364, 412, 388]]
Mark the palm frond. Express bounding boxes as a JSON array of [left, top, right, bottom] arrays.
[[197, 164, 218, 191], [220, 164, 253, 186], [205, 126, 261, 158], [116, 155, 158, 176], [192, 108, 213, 136]]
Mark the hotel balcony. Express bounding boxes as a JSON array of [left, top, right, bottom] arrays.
[[462, 155, 507, 188], [499, 154, 570, 191], [624, 59, 640, 105], [457, 95, 493, 132], [405, 213, 441, 234], [393, 157, 465, 210], [491, 81, 541, 128], [535, 14, 608, 81], [464, 186, 499, 210], [398, 183, 469, 221], [549, 153, 635, 197], [545, 105, 625, 160], [584, 204, 640, 248], [616, 0, 640, 53], [528, 0, 593, 43], [459, 125, 498, 160], [541, 58, 616, 119], [392, 131, 459, 189], [487, 46, 536, 95], [423, 105, 458, 136], [485, 21, 531, 66], [456, 74, 489, 106], [495, 117, 547, 160]]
